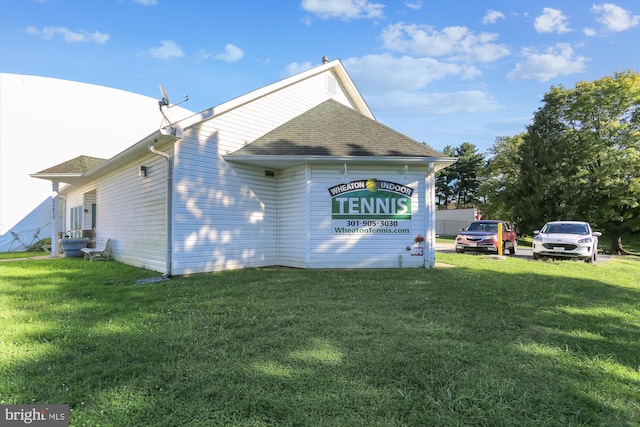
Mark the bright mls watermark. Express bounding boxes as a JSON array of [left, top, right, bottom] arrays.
[[2, 405, 68, 426]]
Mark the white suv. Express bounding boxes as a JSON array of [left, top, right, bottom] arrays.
[[532, 221, 601, 263]]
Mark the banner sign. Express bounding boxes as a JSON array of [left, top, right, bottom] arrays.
[[328, 179, 413, 234]]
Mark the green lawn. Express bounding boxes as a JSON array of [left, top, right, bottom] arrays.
[[1, 255, 639, 426], [0, 251, 48, 260]]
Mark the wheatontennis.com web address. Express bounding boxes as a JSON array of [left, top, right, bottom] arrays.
[[334, 227, 411, 234]]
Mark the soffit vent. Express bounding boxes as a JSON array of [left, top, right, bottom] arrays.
[[326, 75, 337, 95]]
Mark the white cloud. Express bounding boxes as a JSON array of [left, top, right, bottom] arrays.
[[301, 0, 384, 20], [370, 89, 502, 116], [507, 43, 589, 82], [483, 10, 505, 25], [583, 27, 597, 37], [338, 54, 500, 116], [344, 54, 479, 93], [592, 3, 640, 32], [534, 8, 571, 33], [213, 44, 244, 63], [26, 26, 109, 43], [132, 0, 157, 5], [380, 22, 509, 63], [283, 61, 313, 77], [405, 0, 422, 10], [195, 48, 210, 60], [148, 40, 184, 60]]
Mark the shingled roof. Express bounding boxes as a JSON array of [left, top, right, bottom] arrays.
[[35, 155, 106, 174], [228, 99, 445, 159]]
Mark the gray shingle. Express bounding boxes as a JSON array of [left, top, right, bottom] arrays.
[[230, 99, 444, 158], [36, 155, 106, 174]]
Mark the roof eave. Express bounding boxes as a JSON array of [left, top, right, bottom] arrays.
[[84, 129, 179, 179], [29, 128, 179, 186], [223, 155, 457, 172], [330, 59, 373, 119], [29, 173, 86, 184]]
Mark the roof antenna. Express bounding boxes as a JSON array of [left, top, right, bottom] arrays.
[[158, 83, 188, 135]]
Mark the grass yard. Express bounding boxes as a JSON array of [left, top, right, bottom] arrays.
[[1, 255, 639, 426], [438, 232, 640, 253], [0, 251, 48, 260]]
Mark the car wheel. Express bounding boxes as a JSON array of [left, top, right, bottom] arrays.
[[456, 249, 464, 254], [533, 253, 541, 260], [509, 241, 517, 255], [586, 251, 596, 263]]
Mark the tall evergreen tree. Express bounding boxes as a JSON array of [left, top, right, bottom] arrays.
[[453, 142, 484, 208], [435, 145, 457, 206]]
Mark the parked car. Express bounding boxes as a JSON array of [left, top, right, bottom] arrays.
[[455, 220, 518, 255], [532, 221, 601, 263]]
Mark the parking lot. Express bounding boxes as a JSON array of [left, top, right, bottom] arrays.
[[436, 242, 612, 264]]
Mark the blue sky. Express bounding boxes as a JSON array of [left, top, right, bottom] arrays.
[[1, 0, 639, 153]]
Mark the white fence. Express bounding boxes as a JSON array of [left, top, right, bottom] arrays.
[[435, 208, 477, 236], [436, 220, 471, 237]]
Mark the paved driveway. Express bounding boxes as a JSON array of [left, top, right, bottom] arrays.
[[436, 243, 612, 264]]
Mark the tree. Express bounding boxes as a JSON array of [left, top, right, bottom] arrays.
[[513, 71, 640, 253], [452, 142, 484, 208], [435, 145, 457, 206], [435, 143, 484, 208], [478, 134, 524, 224]]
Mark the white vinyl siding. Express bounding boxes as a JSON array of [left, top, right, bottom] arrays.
[[94, 150, 170, 272], [306, 164, 429, 268], [170, 70, 351, 275], [171, 152, 278, 275], [277, 165, 308, 268]]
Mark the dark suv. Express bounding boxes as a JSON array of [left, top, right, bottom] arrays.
[[455, 220, 518, 255]]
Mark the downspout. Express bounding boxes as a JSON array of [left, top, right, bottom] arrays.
[[148, 141, 172, 276], [425, 162, 436, 268], [50, 181, 59, 258]]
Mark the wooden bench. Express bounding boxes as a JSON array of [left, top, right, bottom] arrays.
[[81, 238, 111, 261]]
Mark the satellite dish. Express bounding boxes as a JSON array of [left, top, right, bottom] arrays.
[[158, 83, 188, 110], [157, 83, 189, 129], [159, 83, 170, 107]]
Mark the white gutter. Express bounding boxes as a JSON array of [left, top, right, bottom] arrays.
[[148, 141, 173, 276], [86, 129, 176, 179], [223, 155, 458, 172]]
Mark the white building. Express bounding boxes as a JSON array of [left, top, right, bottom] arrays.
[[32, 59, 456, 274]]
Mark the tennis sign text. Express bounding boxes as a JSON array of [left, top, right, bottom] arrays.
[[329, 179, 413, 234]]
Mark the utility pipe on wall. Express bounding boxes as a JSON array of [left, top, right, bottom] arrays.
[[148, 142, 173, 276], [50, 181, 59, 257], [425, 162, 436, 268]]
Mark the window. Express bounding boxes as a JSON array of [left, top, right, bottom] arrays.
[[70, 206, 83, 237]]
